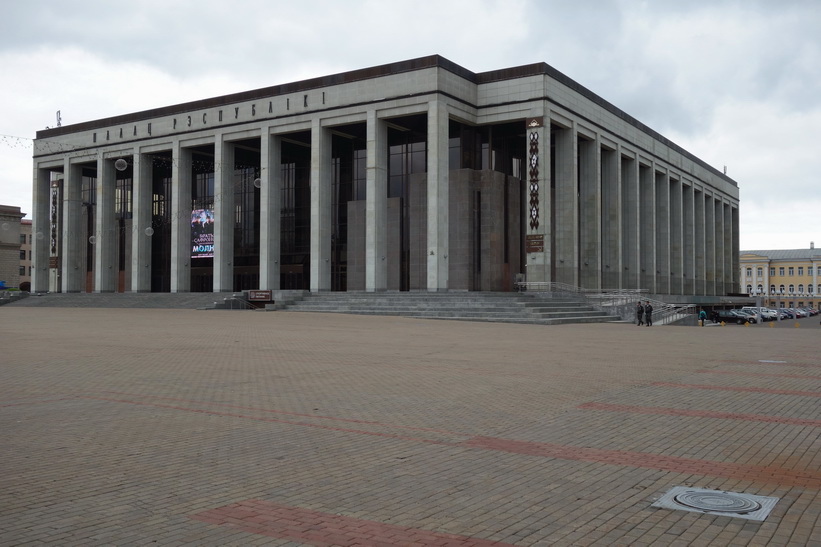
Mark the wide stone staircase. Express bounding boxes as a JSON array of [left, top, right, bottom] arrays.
[[4, 290, 621, 325], [3, 291, 233, 309], [280, 291, 619, 325]]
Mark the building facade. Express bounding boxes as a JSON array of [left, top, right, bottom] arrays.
[[740, 246, 821, 310], [0, 205, 26, 289], [31, 56, 740, 297], [19, 219, 32, 291]]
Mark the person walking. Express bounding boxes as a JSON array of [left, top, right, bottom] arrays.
[[644, 301, 653, 327], [699, 308, 707, 327], [636, 302, 644, 326]]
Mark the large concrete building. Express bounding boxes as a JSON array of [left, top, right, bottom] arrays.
[[30, 56, 739, 298]]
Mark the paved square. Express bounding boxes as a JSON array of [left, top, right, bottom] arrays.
[[1, 308, 819, 546]]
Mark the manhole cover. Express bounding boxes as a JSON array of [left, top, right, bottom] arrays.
[[652, 487, 779, 521], [673, 490, 761, 513]]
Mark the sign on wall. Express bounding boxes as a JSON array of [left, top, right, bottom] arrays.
[[191, 209, 215, 258]]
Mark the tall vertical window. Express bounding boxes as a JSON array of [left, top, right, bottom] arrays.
[[757, 267, 763, 277], [798, 267, 804, 276], [789, 267, 794, 276]]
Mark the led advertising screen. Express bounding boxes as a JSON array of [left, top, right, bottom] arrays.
[[191, 209, 215, 258]]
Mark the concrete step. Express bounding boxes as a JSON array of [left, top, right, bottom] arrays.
[[282, 291, 618, 325]]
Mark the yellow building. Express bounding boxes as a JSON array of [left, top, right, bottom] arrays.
[[740, 245, 821, 310]]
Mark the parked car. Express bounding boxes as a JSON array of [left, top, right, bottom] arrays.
[[715, 310, 754, 324], [734, 309, 759, 323], [741, 306, 777, 321]]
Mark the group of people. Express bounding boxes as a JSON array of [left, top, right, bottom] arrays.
[[636, 301, 654, 326]]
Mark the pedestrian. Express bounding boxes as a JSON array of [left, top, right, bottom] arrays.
[[699, 308, 707, 327], [636, 301, 644, 326], [644, 301, 653, 327]]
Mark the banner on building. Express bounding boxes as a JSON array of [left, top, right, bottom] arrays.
[[191, 209, 215, 258]]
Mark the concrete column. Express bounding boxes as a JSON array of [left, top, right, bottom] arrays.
[[524, 116, 550, 284], [365, 109, 388, 291], [724, 202, 735, 295], [694, 189, 705, 295], [601, 145, 619, 289], [638, 162, 655, 292], [553, 122, 578, 286], [654, 170, 669, 294], [171, 142, 192, 292], [682, 183, 695, 295], [94, 155, 117, 292], [61, 160, 83, 292], [131, 152, 152, 292], [213, 135, 235, 292], [578, 135, 600, 289], [310, 118, 332, 292], [426, 99, 449, 291], [669, 177, 683, 294], [704, 193, 716, 295], [620, 154, 639, 289], [31, 166, 51, 293], [259, 131, 281, 290], [714, 198, 724, 296]]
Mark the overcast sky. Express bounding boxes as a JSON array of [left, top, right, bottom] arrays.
[[1, 0, 819, 250]]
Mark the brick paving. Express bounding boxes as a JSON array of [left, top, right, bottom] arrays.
[[1, 308, 819, 546]]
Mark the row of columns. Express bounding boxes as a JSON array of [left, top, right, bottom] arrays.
[[526, 119, 738, 296], [31, 102, 452, 294]]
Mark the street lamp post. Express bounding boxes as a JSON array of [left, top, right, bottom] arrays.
[[755, 288, 763, 325]]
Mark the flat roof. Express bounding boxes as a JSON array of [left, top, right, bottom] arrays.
[[34, 55, 736, 187]]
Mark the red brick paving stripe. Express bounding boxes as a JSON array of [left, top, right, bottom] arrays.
[[719, 359, 821, 368], [651, 382, 821, 397], [698, 369, 821, 380], [87, 395, 821, 489], [81, 395, 467, 446], [461, 437, 821, 488], [578, 401, 821, 427], [191, 499, 515, 546], [0, 397, 77, 407], [98, 390, 460, 436]]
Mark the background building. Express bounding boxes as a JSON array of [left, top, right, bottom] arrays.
[[0, 205, 26, 289], [740, 245, 821, 310], [19, 219, 32, 291], [30, 56, 740, 299]]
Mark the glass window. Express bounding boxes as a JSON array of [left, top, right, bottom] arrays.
[[810, 285, 814, 294], [19, 266, 25, 275], [809, 266, 814, 276], [770, 284, 776, 294], [798, 267, 804, 276], [746, 284, 752, 294], [780, 284, 786, 293], [798, 284, 805, 293], [19, 250, 25, 260], [20, 234, 26, 244], [757, 267, 763, 277], [770, 267, 775, 276], [757, 284, 763, 293], [746, 267, 752, 277], [789, 284, 795, 293], [779, 267, 785, 276]]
